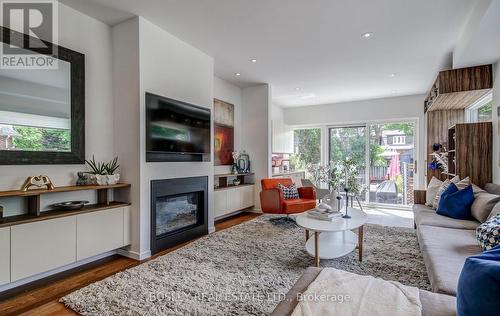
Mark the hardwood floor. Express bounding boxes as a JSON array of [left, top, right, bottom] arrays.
[[0, 211, 260, 316]]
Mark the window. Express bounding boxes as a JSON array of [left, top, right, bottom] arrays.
[[392, 136, 405, 145], [290, 128, 321, 178], [467, 93, 493, 123]]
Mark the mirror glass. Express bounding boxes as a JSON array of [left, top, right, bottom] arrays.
[[0, 44, 71, 152]]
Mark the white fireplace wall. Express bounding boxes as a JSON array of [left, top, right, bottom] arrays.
[[113, 17, 214, 259]]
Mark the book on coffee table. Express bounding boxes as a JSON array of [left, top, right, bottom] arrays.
[[307, 208, 342, 221]]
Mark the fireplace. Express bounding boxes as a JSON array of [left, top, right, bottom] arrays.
[[151, 176, 208, 254]]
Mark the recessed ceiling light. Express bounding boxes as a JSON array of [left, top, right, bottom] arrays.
[[250, 58, 257, 63], [235, 72, 241, 76], [295, 87, 301, 91], [361, 32, 373, 39], [390, 73, 397, 77]]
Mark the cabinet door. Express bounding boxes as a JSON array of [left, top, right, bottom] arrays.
[[0, 227, 10, 285], [77, 207, 124, 261], [214, 190, 228, 218], [227, 188, 242, 212], [11, 217, 76, 282], [241, 185, 255, 209]]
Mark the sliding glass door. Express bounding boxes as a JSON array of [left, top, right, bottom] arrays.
[[328, 121, 416, 206], [329, 126, 367, 201], [368, 122, 415, 206]]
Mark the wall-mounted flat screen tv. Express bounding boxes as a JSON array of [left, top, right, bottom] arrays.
[[146, 93, 211, 162]]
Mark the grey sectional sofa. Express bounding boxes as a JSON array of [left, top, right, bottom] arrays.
[[271, 267, 457, 316], [412, 183, 500, 296]]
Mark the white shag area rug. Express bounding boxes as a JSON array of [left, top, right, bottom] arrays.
[[61, 215, 430, 315]]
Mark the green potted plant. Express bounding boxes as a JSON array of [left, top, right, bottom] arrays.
[[85, 156, 120, 185]]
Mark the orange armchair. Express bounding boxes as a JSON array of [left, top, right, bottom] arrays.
[[260, 178, 317, 214]]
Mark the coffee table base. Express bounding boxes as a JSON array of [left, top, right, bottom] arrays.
[[305, 231, 358, 262]]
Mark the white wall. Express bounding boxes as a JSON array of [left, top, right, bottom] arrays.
[[493, 62, 500, 183], [111, 17, 141, 258], [213, 77, 243, 175], [138, 18, 214, 257], [283, 94, 427, 188], [0, 4, 114, 214], [241, 85, 272, 209]]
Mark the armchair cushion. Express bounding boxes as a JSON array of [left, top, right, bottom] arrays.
[[298, 186, 316, 200], [277, 183, 299, 199], [282, 199, 317, 214]]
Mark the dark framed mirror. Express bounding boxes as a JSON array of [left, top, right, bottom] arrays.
[[0, 26, 85, 164]]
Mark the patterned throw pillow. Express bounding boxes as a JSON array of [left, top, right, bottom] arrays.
[[278, 183, 299, 199], [476, 213, 500, 251]]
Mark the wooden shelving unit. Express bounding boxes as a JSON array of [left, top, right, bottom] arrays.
[[214, 173, 254, 189], [0, 183, 131, 224], [0, 201, 130, 228], [424, 64, 493, 112], [446, 122, 492, 187]]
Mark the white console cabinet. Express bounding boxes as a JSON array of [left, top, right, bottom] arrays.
[[214, 184, 255, 219], [77, 207, 130, 260], [11, 216, 77, 282], [0, 227, 10, 285]]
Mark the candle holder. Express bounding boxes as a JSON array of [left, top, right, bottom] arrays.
[[336, 195, 342, 212], [342, 187, 351, 219]]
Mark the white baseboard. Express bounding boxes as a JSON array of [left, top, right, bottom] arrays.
[[0, 250, 118, 293], [116, 248, 151, 261], [208, 226, 216, 233]]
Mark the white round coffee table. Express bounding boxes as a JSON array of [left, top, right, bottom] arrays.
[[295, 207, 367, 267]]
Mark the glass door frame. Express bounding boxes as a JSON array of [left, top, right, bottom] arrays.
[[327, 118, 419, 209]]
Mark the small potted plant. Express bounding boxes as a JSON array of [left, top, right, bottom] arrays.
[[85, 156, 120, 185]]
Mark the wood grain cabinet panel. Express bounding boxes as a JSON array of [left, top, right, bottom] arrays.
[[0, 227, 10, 285], [76, 207, 124, 261], [11, 217, 76, 282]]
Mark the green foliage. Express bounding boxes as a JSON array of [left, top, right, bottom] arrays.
[[478, 101, 492, 121], [370, 144, 387, 167], [382, 123, 414, 136], [12, 126, 43, 151], [290, 128, 321, 171], [394, 175, 403, 193], [11, 126, 70, 151], [85, 156, 120, 175]]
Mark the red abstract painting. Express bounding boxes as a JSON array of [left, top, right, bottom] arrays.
[[214, 125, 234, 165]]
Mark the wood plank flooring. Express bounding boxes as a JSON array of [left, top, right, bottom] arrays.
[[0, 212, 260, 316]]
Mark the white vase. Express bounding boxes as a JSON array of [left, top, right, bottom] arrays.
[[93, 174, 107, 186], [322, 191, 339, 212], [106, 174, 120, 185]]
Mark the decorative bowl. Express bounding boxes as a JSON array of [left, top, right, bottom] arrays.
[[51, 200, 89, 211]]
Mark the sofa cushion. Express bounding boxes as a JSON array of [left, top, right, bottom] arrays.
[[432, 176, 459, 209], [437, 184, 474, 220], [415, 210, 480, 230], [476, 213, 500, 251], [471, 192, 500, 223], [282, 198, 316, 213], [417, 225, 481, 296], [271, 267, 457, 316], [485, 183, 500, 195], [457, 246, 500, 316], [426, 176, 442, 206], [487, 201, 500, 221]]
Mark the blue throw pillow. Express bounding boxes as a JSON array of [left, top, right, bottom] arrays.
[[436, 184, 474, 220], [457, 245, 500, 316]]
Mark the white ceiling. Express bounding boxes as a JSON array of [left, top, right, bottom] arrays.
[[453, 0, 500, 68], [61, 0, 480, 107]]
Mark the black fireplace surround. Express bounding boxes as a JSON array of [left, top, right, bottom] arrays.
[[151, 176, 208, 254]]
